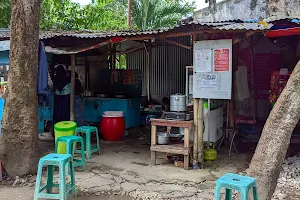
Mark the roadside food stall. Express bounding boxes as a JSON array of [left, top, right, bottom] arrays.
[[37, 37, 143, 139]]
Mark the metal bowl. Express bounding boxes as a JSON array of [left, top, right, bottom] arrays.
[[169, 133, 184, 142]]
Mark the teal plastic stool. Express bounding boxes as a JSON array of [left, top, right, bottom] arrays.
[[75, 126, 100, 159], [34, 153, 76, 200], [55, 136, 86, 170], [214, 173, 258, 200]]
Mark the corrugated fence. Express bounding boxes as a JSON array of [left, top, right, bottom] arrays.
[[126, 36, 192, 97]]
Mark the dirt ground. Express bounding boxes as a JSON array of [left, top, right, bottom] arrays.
[[0, 127, 254, 200], [0, 186, 132, 200]]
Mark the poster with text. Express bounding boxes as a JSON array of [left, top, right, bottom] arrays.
[[195, 49, 212, 73], [214, 48, 229, 72]]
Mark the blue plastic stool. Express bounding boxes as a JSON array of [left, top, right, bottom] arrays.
[[75, 126, 100, 159], [55, 136, 86, 171], [214, 173, 258, 200], [34, 153, 76, 200]]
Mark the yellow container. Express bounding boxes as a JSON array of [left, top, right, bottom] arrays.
[[54, 121, 77, 154]]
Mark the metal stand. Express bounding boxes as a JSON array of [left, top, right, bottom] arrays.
[[217, 127, 238, 157]]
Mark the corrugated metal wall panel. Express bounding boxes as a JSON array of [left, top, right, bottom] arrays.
[[126, 49, 147, 95], [126, 36, 192, 97], [150, 46, 168, 96], [168, 46, 192, 95]]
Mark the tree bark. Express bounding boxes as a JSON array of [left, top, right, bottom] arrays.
[[0, 0, 41, 177], [247, 60, 300, 200]]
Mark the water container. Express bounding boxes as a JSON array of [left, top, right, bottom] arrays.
[[100, 111, 125, 141]]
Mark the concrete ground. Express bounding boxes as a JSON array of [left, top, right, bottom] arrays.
[[0, 127, 252, 200]]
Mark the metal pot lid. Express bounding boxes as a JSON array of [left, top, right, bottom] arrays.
[[170, 93, 186, 97]]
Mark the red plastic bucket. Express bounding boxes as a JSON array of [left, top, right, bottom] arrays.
[[100, 111, 125, 141]]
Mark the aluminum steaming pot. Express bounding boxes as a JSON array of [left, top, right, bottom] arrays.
[[170, 93, 186, 112]]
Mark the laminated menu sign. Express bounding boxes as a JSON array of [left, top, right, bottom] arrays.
[[198, 74, 219, 88], [214, 48, 229, 72], [195, 49, 212, 73]]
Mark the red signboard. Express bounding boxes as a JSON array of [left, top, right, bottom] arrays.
[[214, 48, 230, 72]]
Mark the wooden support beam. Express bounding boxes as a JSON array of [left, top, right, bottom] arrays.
[[160, 38, 192, 49], [193, 99, 199, 167], [145, 42, 151, 102], [121, 45, 145, 54], [70, 54, 75, 121], [198, 99, 204, 169], [127, 36, 154, 41], [192, 33, 199, 168], [233, 30, 256, 45]]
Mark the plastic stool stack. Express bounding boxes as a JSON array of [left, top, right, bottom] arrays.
[[214, 173, 258, 200], [34, 153, 76, 200], [75, 126, 100, 159], [55, 135, 86, 170]]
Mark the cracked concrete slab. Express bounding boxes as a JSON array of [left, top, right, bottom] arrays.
[[1, 138, 251, 200]]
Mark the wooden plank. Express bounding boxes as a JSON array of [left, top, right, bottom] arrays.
[[151, 125, 157, 145], [184, 127, 190, 148], [150, 144, 192, 155], [184, 155, 189, 170], [70, 54, 76, 121], [161, 38, 192, 49], [150, 125, 157, 165], [193, 98, 199, 167], [151, 151, 156, 166], [198, 99, 204, 169], [150, 119, 193, 129]]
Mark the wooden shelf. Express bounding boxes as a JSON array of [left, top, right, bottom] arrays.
[[150, 119, 193, 129], [151, 143, 193, 155], [150, 119, 193, 170]]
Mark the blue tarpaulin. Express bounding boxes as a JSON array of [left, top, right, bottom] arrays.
[[0, 51, 9, 65]]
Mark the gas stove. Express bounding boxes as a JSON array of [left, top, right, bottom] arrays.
[[160, 111, 193, 121]]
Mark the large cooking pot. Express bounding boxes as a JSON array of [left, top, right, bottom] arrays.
[[170, 93, 186, 112]]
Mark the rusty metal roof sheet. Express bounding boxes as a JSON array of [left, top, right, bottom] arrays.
[[216, 22, 273, 31], [180, 20, 273, 31], [0, 28, 10, 39], [0, 20, 281, 40], [39, 29, 167, 39]]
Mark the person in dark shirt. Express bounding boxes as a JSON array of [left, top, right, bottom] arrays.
[[75, 72, 83, 95], [74, 72, 85, 126]]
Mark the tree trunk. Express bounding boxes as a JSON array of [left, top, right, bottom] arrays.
[[0, 0, 41, 177], [247, 60, 300, 200]]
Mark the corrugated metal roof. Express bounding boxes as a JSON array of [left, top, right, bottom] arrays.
[[0, 19, 285, 40], [39, 29, 167, 39], [0, 29, 10, 39], [180, 20, 273, 31], [0, 40, 10, 52], [183, 21, 234, 26], [264, 15, 300, 23], [216, 22, 273, 31], [0, 29, 168, 39]]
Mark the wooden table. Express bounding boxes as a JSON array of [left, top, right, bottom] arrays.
[[150, 119, 193, 170]]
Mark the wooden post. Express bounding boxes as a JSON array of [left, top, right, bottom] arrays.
[[146, 43, 151, 102], [193, 99, 199, 167], [192, 33, 199, 168], [150, 125, 157, 165], [184, 127, 190, 170], [198, 99, 204, 168], [70, 54, 75, 121], [127, 0, 131, 28]]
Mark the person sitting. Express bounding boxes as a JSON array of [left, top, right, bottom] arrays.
[[162, 97, 170, 112]]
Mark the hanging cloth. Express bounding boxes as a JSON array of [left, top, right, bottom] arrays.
[[38, 41, 49, 103]]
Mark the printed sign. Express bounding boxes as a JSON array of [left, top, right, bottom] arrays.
[[195, 49, 212, 73], [193, 39, 232, 99], [214, 48, 230, 72]]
